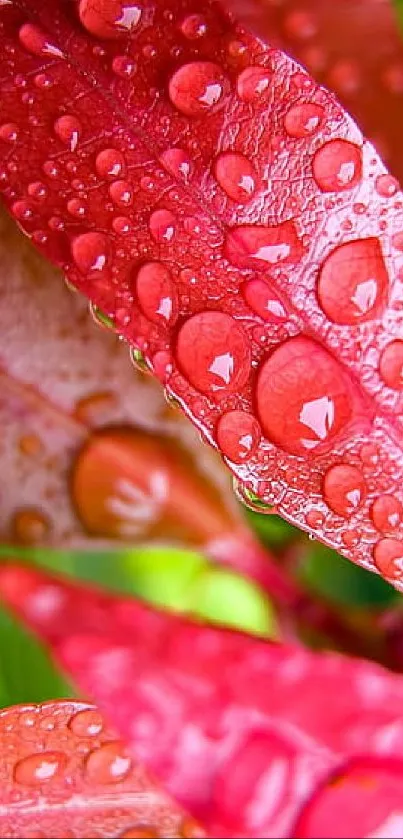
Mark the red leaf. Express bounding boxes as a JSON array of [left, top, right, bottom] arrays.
[[3, 563, 403, 837], [0, 698, 205, 839], [224, 0, 403, 185], [0, 1, 402, 584]]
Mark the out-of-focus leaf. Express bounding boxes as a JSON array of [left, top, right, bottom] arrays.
[[0, 699, 205, 838], [301, 542, 400, 609], [245, 509, 299, 548], [4, 564, 403, 837], [186, 565, 277, 636]]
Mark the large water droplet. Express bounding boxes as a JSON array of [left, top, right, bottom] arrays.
[[169, 62, 229, 117], [242, 279, 287, 321], [255, 337, 352, 456], [317, 238, 388, 324], [284, 102, 324, 138], [225, 221, 303, 268], [371, 495, 403, 535], [54, 115, 82, 151], [78, 1, 142, 40], [214, 152, 256, 203], [216, 410, 260, 463], [149, 209, 176, 243], [69, 708, 104, 737], [374, 538, 403, 582], [72, 232, 109, 274], [379, 341, 403, 390], [236, 67, 271, 103], [176, 311, 251, 395], [19, 23, 64, 58], [134, 261, 177, 325], [85, 741, 132, 783], [313, 139, 362, 192], [14, 751, 66, 786], [323, 464, 366, 517], [96, 148, 126, 180]]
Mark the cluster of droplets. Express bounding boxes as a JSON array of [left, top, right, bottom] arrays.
[[0, 0, 402, 579]]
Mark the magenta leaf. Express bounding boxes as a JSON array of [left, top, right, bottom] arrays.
[[0, 1, 402, 584], [3, 563, 403, 837], [0, 698, 205, 838]]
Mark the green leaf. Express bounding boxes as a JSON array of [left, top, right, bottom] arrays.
[[244, 509, 299, 548], [188, 566, 278, 637]]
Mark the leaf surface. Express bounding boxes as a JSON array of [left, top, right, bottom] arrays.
[[3, 563, 403, 837], [0, 0, 402, 584]]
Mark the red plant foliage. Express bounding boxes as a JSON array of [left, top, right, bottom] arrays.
[[0, 699, 204, 838], [3, 563, 403, 837], [0, 0, 402, 586]]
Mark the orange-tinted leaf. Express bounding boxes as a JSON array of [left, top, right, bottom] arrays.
[[0, 699, 205, 838]]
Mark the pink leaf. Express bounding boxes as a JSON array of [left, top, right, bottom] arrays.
[[0, 698, 205, 838], [0, 1, 402, 583], [3, 563, 403, 837]]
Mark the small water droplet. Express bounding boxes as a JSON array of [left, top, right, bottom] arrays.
[[371, 495, 403, 535], [323, 464, 366, 517], [72, 232, 109, 274], [159, 147, 193, 182], [85, 741, 132, 783], [236, 66, 271, 103], [305, 509, 325, 529], [379, 341, 403, 390], [169, 62, 229, 116], [130, 346, 151, 374], [0, 122, 19, 143], [54, 115, 81, 151], [376, 174, 399, 198], [176, 311, 251, 395], [89, 302, 115, 330], [284, 102, 324, 138], [242, 279, 287, 321], [27, 181, 48, 201], [19, 23, 64, 58], [214, 152, 256, 203], [79, 1, 142, 40], [374, 538, 403, 581], [14, 751, 65, 786], [317, 238, 388, 324], [112, 216, 132, 235], [134, 261, 177, 325], [233, 479, 273, 513], [96, 148, 126, 180], [19, 435, 43, 456], [109, 179, 133, 207], [216, 410, 261, 463], [112, 55, 137, 77], [149, 209, 176, 243], [225, 221, 303, 268], [67, 198, 87, 218], [69, 708, 104, 737], [312, 139, 362, 192], [12, 509, 50, 544], [180, 14, 207, 39]]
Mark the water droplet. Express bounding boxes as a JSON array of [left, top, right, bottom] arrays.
[[152, 350, 173, 383], [0, 122, 19, 143], [112, 55, 136, 77], [242, 279, 287, 321], [12, 200, 33, 221], [149, 209, 176, 243], [96, 148, 126, 180], [305, 509, 325, 529], [284, 102, 324, 138], [233, 479, 273, 513], [169, 62, 229, 116], [19, 434, 43, 456], [371, 495, 403, 535], [342, 529, 360, 547], [27, 181, 48, 201], [85, 741, 132, 783], [89, 302, 115, 330], [225, 221, 303, 268], [72, 232, 109, 274], [236, 66, 271, 103], [79, 1, 142, 39], [256, 337, 352, 456], [12, 509, 49, 543], [34, 72, 53, 89], [19, 23, 64, 58], [379, 341, 403, 390], [374, 538, 403, 581], [180, 14, 207, 39], [54, 115, 81, 151], [359, 443, 379, 466], [69, 708, 103, 737], [214, 152, 256, 203], [159, 148, 193, 182], [216, 410, 260, 463], [176, 311, 251, 395], [119, 829, 158, 838], [312, 139, 362, 192], [67, 198, 87, 218], [317, 238, 388, 324], [134, 261, 177, 325], [43, 160, 60, 179], [109, 179, 133, 207], [130, 346, 150, 374], [376, 174, 399, 198], [14, 751, 65, 786], [323, 464, 366, 517], [112, 216, 132, 235]]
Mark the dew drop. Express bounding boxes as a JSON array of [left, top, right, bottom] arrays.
[[379, 341, 403, 390], [67, 198, 87, 218], [54, 115, 81, 151], [323, 464, 366, 517], [78, 1, 142, 40], [43, 160, 60, 179], [96, 148, 126, 180], [180, 14, 207, 39], [72, 232, 109, 274], [214, 152, 256, 203], [89, 302, 115, 330], [12, 200, 33, 221], [159, 148, 193, 182], [225, 221, 303, 268], [216, 410, 260, 463], [374, 538, 403, 581], [27, 181, 48, 201], [376, 174, 399, 198], [317, 238, 388, 325], [169, 62, 229, 117], [176, 311, 251, 395], [109, 179, 133, 207], [312, 139, 362, 192], [149, 209, 176, 243], [112, 55, 136, 77], [19, 23, 64, 58], [242, 279, 287, 321], [85, 741, 132, 783], [14, 751, 65, 786], [112, 216, 132, 235], [0, 122, 19, 143], [152, 350, 173, 383], [236, 66, 271, 103], [256, 337, 352, 456], [134, 261, 177, 325], [305, 509, 325, 529], [371, 495, 403, 535], [130, 346, 150, 374], [69, 708, 104, 738], [12, 509, 50, 544], [19, 434, 43, 457], [233, 479, 273, 513], [284, 102, 324, 138]]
